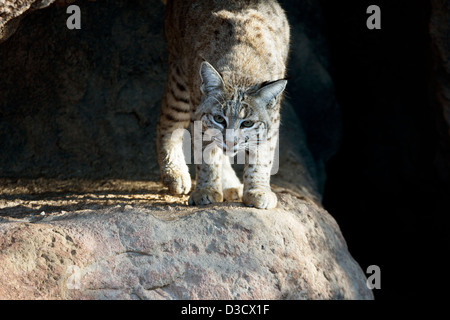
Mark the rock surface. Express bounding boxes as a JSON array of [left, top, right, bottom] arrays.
[[0, 180, 372, 300], [0, 0, 55, 42]]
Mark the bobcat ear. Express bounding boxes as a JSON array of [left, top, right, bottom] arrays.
[[200, 61, 225, 96], [252, 79, 287, 108]]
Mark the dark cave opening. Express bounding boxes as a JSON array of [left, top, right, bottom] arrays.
[[320, 0, 449, 299]]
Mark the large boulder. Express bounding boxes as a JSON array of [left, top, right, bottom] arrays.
[[0, 181, 372, 300]]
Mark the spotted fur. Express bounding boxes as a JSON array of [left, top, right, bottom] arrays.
[[157, 0, 290, 209]]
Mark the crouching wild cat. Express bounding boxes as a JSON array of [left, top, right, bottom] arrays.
[[157, 0, 289, 209]]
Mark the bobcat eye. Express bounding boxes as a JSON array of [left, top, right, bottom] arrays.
[[213, 115, 226, 125], [241, 120, 254, 128]]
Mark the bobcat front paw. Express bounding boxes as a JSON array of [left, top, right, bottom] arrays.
[[188, 188, 223, 206], [161, 166, 192, 195], [243, 188, 277, 209], [223, 185, 243, 202]]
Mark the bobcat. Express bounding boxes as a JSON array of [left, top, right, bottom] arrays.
[[157, 0, 290, 209]]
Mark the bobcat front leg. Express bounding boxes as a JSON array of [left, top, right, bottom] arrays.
[[242, 134, 278, 209], [157, 65, 192, 195], [188, 144, 223, 205], [222, 155, 243, 202]]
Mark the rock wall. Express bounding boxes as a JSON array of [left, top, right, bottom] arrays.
[[0, 0, 168, 181]]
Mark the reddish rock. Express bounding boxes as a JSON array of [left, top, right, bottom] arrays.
[[0, 191, 373, 300]]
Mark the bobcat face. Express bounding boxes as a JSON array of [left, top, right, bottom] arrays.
[[200, 96, 268, 156], [197, 61, 286, 156]]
